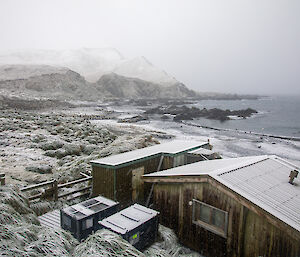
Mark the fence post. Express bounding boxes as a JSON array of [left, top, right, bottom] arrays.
[[0, 173, 5, 186], [53, 180, 58, 201]]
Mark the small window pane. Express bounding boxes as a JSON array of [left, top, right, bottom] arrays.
[[192, 199, 228, 238], [212, 209, 225, 229], [199, 205, 210, 223]]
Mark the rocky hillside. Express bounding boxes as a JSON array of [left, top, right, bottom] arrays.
[[0, 65, 99, 100], [95, 73, 196, 99], [0, 65, 196, 100], [0, 48, 124, 82]]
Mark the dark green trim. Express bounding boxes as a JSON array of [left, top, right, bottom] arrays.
[[90, 144, 209, 170], [113, 169, 117, 201]]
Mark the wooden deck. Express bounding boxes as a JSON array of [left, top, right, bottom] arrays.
[[38, 209, 61, 229]]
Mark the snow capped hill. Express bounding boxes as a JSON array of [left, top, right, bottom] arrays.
[[0, 48, 124, 82], [112, 56, 178, 86], [0, 48, 196, 100], [0, 64, 97, 100], [0, 48, 178, 86]]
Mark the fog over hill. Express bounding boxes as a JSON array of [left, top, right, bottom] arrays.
[[0, 48, 124, 82], [0, 48, 200, 100], [0, 48, 179, 86], [0, 49, 259, 100], [112, 56, 178, 86]]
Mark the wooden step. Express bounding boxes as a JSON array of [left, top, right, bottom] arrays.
[[38, 209, 61, 229]]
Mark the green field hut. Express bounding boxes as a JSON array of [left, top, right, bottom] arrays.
[[90, 140, 210, 206]]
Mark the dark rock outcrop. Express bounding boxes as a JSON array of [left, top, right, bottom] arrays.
[[145, 105, 258, 121]]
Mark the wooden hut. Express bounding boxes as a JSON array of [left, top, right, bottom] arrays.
[[143, 155, 300, 257], [90, 140, 210, 206]]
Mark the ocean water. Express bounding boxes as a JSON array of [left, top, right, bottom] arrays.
[[190, 95, 300, 138]]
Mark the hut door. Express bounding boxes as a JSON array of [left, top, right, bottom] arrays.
[[132, 166, 144, 203]]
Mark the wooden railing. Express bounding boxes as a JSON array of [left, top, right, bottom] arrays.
[[20, 175, 92, 202]]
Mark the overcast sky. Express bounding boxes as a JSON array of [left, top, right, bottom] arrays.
[[0, 0, 299, 95]]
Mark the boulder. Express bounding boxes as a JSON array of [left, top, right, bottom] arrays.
[[25, 165, 52, 174]]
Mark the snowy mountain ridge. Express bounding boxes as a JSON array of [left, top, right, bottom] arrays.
[[0, 48, 179, 86]]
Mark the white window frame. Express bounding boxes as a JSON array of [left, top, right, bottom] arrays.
[[192, 199, 228, 238]]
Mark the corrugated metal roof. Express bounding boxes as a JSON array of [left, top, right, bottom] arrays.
[[144, 155, 300, 232], [91, 140, 208, 167], [213, 156, 300, 232], [143, 155, 266, 177]]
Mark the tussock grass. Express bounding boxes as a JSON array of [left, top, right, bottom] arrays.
[[25, 227, 78, 256], [0, 186, 77, 257], [144, 225, 203, 257], [73, 229, 144, 257], [30, 201, 53, 216]]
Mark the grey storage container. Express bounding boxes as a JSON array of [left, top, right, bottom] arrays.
[[99, 204, 159, 250], [61, 196, 119, 241]]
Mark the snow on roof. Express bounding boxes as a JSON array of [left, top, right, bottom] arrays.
[[144, 155, 300, 232], [99, 204, 159, 234], [63, 195, 118, 219], [143, 155, 264, 177], [188, 148, 215, 155], [91, 140, 208, 167]]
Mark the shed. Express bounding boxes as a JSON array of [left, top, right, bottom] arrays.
[[90, 140, 210, 206], [143, 155, 300, 257]]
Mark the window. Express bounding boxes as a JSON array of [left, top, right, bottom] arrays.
[[173, 154, 185, 167], [192, 199, 228, 238]]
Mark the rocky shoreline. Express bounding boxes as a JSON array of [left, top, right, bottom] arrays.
[[145, 105, 258, 122]]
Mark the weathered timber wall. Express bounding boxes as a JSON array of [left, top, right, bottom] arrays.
[[92, 166, 114, 199], [115, 156, 162, 207], [152, 181, 300, 257], [92, 155, 175, 206]]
